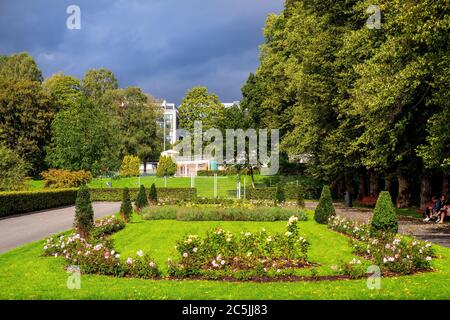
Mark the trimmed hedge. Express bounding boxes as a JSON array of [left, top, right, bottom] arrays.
[[90, 187, 197, 202], [0, 189, 78, 218], [247, 185, 300, 201]]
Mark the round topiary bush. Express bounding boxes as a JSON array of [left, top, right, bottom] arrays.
[[135, 184, 148, 210], [149, 183, 158, 204], [314, 185, 335, 224], [74, 185, 94, 238], [120, 187, 133, 222], [370, 191, 398, 236]]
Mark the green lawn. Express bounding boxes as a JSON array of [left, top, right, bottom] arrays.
[[27, 175, 275, 198], [1, 212, 449, 299]]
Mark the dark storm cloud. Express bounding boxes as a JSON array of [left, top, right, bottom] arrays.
[[0, 0, 283, 103]]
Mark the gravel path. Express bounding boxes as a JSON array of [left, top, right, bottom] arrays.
[[305, 201, 450, 248], [0, 202, 121, 253]]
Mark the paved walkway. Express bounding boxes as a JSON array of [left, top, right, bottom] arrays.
[[305, 201, 450, 248], [0, 202, 121, 253]]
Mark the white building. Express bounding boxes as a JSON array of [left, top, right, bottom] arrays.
[[222, 101, 240, 108], [158, 100, 178, 147]]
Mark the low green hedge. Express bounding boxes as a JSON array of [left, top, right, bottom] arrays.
[[247, 185, 300, 200], [90, 188, 197, 202], [0, 189, 78, 218]]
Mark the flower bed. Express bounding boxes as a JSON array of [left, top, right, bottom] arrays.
[[328, 216, 435, 276], [167, 216, 311, 279], [43, 217, 160, 279], [142, 204, 308, 222]]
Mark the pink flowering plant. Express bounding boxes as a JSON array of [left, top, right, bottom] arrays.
[[168, 215, 311, 278], [90, 216, 125, 239], [329, 216, 436, 276]]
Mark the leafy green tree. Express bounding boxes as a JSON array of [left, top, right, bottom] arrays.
[[149, 183, 158, 204], [43, 73, 83, 112], [0, 52, 43, 82], [370, 191, 398, 236], [119, 155, 140, 177], [120, 187, 133, 222], [74, 185, 94, 239], [314, 185, 335, 224], [275, 183, 286, 205], [82, 68, 118, 100], [178, 87, 224, 131], [135, 185, 148, 210], [0, 78, 54, 175], [46, 98, 120, 176], [102, 87, 163, 170], [156, 156, 177, 177], [0, 145, 28, 191]]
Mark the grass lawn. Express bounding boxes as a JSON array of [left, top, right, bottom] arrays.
[[26, 175, 275, 198], [0, 212, 449, 300]]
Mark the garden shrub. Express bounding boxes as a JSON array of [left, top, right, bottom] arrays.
[[0, 145, 27, 191], [119, 155, 140, 177], [168, 216, 310, 278], [314, 185, 335, 224], [120, 187, 132, 222], [297, 185, 305, 208], [90, 216, 125, 239], [149, 183, 158, 204], [74, 185, 94, 238], [41, 169, 92, 188], [156, 156, 176, 177], [135, 185, 148, 210], [370, 191, 398, 236]]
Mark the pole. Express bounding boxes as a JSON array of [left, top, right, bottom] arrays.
[[243, 176, 246, 199]]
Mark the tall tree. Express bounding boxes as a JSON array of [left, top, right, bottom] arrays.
[[82, 68, 118, 100], [0, 52, 43, 82], [43, 73, 83, 112], [46, 98, 120, 176], [0, 78, 53, 175]]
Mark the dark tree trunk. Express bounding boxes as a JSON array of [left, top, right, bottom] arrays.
[[384, 175, 393, 193], [396, 175, 411, 208], [249, 166, 256, 188], [357, 171, 366, 200], [143, 160, 147, 173], [420, 175, 432, 209], [443, 174, 450, 196], [369, 171, 380, 196]]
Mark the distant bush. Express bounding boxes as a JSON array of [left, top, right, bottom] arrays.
[[314, 185, 335, 224], [42, 169, 92, 188], [142, 205, 308, 222], [149, 183, 158, 204], [0, 145, 27, 191], [135, 185, 148, 209], [90, 187, 196, 203], [156, 156, 176, 177], [119, 155, 140, 177], [275, 183, 286, 205], [297, 185, 305, 208], [120, 188, 132, 222], [0, 189, 77, 217], [370, 191, 398, 236]]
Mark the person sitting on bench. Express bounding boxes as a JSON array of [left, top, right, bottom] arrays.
[[437, 195, 448, 224], [424, 196, 441, 222]]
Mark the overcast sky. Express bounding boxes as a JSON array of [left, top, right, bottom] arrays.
[[0, 0, 283, 104]]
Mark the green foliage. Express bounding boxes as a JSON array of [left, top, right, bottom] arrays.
[[42, 73, 83, 112], [0, 189, 77, 217], [156, 156, 177, 177], [82, 68, 118, 100], [142, 205, 308, 222], [370, 191, 398, 236], [177, 86, 224, 131], [0, 78, 54, 175], [297, 185, 305, 208], [120, 188, 133, 222], [135, 185, 148, 209], [41, 169, 92, 188], [119, 155, 140, 177], [0, 145, 27, 191], [74, 185, 94, 238], [149, 183, 158, 203], [275, 183, 286, 205], [46, 98, 120, 176], [314, 185, 335, 224], [0, 52, 43, 82], [89, 187, 196, 203]]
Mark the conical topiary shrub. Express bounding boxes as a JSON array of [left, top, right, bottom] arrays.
[[370, 191, 398, 236], [274, 183, 286, 205], [120, 187, 133, 222], [149, 183, 158, 204], [74, 185, 94, 239], [297, 185, 305, 208], [135, 185, 148, 211], [314, 185, 335, 224]]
